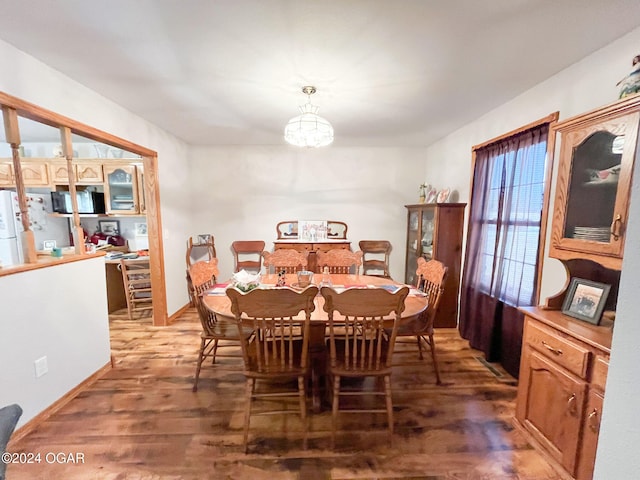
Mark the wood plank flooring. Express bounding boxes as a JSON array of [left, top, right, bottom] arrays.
[[6, 308, 562, 479]]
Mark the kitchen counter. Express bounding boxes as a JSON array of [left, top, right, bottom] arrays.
[[0, 251, 106, 278]]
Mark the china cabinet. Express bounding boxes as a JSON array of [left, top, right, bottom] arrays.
[[515, 95, 639, 480], [404, 203, 466, 328], [549, 96, 639, 270]]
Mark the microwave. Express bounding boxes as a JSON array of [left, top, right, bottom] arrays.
[[51, 191, 105, 214]]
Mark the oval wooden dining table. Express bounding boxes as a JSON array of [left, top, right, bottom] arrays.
[[202, 273, 428, 412]]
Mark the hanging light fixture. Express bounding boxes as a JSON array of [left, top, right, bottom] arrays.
[[284, 86, 334, 147]]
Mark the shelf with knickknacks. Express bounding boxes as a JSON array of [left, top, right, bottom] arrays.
[[418, 183, 436, 204], [617, 54, 640, 99]]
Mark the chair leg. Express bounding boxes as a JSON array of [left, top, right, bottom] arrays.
[[298, 376, 308, 450], [427, 334, 442, 385], [210, 338, 219, 364], [331, 374, 340, 449], [243, 378, 254, 454], [384, 375, 394, 446], [192, 338, 206, 392], [416, 335, 424, 360]]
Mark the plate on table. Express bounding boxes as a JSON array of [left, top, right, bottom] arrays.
[[437, 188, 451, 203]]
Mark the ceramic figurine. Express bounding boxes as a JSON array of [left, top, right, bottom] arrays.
[[617, 55, 640, 99]]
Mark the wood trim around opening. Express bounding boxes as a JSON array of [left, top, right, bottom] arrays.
[[0, 90, 168, 326]]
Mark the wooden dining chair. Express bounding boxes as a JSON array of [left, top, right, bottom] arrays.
[[226, 285, 319, 452], [327, 220, 348, 239], [321, 285, 409, 448], [231, 240, 265, 273], [359, 240, 392, 278], [189, 260, 252, 392], [262, 248, 309, 274], [395, 257, 447, 384], [315, 249, 363, 274], [186, 234, 216, 305], [119, 258, 153, 319]]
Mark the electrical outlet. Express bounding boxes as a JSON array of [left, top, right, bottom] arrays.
[[34, 356, 48, 378]]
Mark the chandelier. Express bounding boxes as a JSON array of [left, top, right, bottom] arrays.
[[284, 86, 334, 147]]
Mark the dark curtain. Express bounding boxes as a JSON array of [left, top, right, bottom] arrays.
[[459, 124, 549, 378]]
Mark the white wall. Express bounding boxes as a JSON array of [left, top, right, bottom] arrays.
[[422, 26, 640, 479], [424, 29, 640, 302], [0, 257, 110, 427], [0, 38, 192, 315], [190, 145, 426, 281]]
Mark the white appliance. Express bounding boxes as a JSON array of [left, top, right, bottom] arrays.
[[0, 190, 52, 266]]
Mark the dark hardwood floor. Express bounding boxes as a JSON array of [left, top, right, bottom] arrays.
[[7, 308, 561, 479]]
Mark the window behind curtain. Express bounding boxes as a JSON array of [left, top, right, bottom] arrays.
[[459, 115, 557, 378], [476, 136, 548, 306]]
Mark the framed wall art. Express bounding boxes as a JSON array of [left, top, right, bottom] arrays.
[[99, 219, 120, 235], [561, 277, 610, 325]]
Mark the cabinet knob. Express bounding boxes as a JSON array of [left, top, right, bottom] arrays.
[[588, 409, 600, 433], [610, 213, 622, 241]]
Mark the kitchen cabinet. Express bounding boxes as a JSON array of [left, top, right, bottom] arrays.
[[50, 160, 104, 184], [103, 163, 144, 215], [549, 95, 640, 270], [404, 203, 465, 327], [136, 164, 146, 214], [0, 159, 49, 187], [515, 309, 611, 479]]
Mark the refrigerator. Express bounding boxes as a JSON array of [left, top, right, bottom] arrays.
[[0, 190, 66, 267]]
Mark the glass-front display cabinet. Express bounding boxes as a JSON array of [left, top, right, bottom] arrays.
[[404, 203, 466, 327], [550, 97, 639, 270], [104, 164, 139, 214]]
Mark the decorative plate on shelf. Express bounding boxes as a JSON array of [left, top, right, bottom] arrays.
[[436, 188, 451, 203], [425, 185, 437, 203]]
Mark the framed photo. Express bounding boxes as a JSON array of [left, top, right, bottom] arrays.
[[42, 240, 56, 251], [299, 220, 328, 241], [99, 219, 120, 235], [561, 278, 611, 325], [197, 234, 211, 244], [135, 222, 148, 236]]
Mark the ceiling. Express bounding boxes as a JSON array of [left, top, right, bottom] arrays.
[[1, 0, 639, 147]]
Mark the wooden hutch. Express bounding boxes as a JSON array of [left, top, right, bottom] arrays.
[[515, 95, 640, 479], [404, 203, 466, 328]]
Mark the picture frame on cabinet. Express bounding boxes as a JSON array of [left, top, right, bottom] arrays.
[[99, 219, 120, 235], [561, 277, 611, 325]]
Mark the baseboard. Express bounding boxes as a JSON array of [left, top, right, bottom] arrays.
[[168, 302, 191, 325], [8, 361, 112, 447]]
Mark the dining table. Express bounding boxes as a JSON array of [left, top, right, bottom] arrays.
[[202, 273, 428, 412]]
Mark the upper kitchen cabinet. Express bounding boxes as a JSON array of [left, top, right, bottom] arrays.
[[0, 115, 59, 187], [104, 163, 144, 215], [0, 160, 49, 187], [50, 160, 104, 184], [550, 95, 640, 270], [136, 164, 146, 214]]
